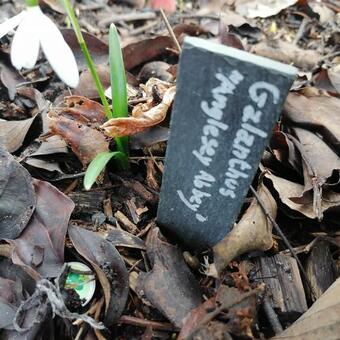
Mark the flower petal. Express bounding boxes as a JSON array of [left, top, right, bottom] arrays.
[[39, 14, 79, 88], [104, 86, 112, 99], [0, 11, 26, 39], [10, 7, 40, 70]]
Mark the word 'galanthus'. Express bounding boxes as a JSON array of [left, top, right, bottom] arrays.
[[0, 4, 79, 88]]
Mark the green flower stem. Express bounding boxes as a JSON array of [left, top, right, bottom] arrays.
[[25, 0, 39, 6], [60, 0, 127, 159], [60, 0, 112, 119]]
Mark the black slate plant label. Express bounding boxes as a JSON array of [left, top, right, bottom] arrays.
[[157, 37, 297, 249]]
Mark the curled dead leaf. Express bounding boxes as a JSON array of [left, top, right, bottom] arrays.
[[102, 79, 176, 137], [265, 170, 340, 220], [214, 181, 276, 274], [69, 226, 129, 326], [48, 114, 109, 166], [0, 113, 40, 153], [288, 128, 340, 220], [47, 96, 109, 165]]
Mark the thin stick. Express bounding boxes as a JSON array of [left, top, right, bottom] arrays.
[[94, 298, 106, 340], [318, 50, 340, 63], [249, 185, 316, 300], [293, 18, 309, 45], [159, 9, 182, 53], [119, 315, 177, 332], [74, 325, 84, 340]]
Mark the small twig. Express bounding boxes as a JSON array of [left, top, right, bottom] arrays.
[[73, 298, 101, 326], [94, 298, 106, 340], [129, 156, 165, 161], [179, 13, 220, 20], [249, 186, 317, 301], [318, 50, 340, 63], [263, 296, 283, 334], [137, 220, 155, 238], [99, 12, 157, 26], [63, 179, 79, 195], [114, 211, 139, 234], [50, 172, 85, 182], [293, 18, 310, 45], [78, 3, 105, 10], [159, 9, 182, 53], [128, 259, 143, 273], [148, 148, 164, 173], [129, 20, 159, 36], [119, 315, 177, 332], [74, 324, 85, 340]]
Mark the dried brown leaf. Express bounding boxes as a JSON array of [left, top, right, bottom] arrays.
[[265, 171, 340, 219], [138, 61, 174, 83], [289, 128, 340, 219], [236, 0, 298, 18], [328, 64, 340, 93], [48, 97, 110, 166], [41, 0, 65, 13], [0, 115, 39, 153], [0, 147, 35, 239], [69, 226, 129, 326], [137, 228, 202, 327], [313, 68, 338, 93], [102, 82, 175, 137], [216, 286, 256, 338], [0, 59, 25, 100], [273, 277, 340, 339], [61, 30, 108, 70], [130, 126, 169, 149], [123, 36, 177, 71], [122, 24, 207, 71], [214, 181, 276, 273], [58, 96, 106, 124], [30, 136, 68, 157], [251, 41, 321, 69], [283, 93, 340, 150], [8, 180, 74, 278], [310, 2, 335, 23], [101, 229, 146, 250]]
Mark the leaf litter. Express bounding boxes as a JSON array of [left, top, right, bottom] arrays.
[[0, 0, 340, 338]]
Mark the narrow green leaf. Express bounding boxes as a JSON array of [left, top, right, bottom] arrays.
[[109, 23, 129, 156], [109, 23, 128, 118], [84, 151, 127, 190]]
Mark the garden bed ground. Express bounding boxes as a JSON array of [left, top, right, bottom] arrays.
[[0, 0, 340, 339]]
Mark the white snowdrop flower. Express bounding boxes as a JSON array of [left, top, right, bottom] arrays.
[[0, 6, 79, 88]]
